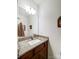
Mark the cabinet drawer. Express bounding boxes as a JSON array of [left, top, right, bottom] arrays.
[[19, 50, 33, 59], [34, 43, 44, 54]]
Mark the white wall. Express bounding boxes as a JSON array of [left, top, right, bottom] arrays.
[[38, 0, 61, 59]]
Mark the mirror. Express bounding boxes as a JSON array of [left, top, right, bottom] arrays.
[[17, 0, 39, 38]]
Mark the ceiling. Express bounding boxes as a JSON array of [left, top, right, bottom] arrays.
[[32, 0, 44, 5], [17, 0, 45, 7]]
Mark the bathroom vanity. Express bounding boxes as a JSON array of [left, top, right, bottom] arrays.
[[17, 0, 49, 59], [18, 35, 48, 59]]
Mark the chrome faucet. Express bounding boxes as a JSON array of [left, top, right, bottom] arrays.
[[31, 36, 33, 40]]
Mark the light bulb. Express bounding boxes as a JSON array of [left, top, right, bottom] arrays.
[[25, 5, 36, 15]]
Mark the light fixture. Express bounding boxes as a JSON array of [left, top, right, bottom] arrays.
[[30, 8, 36, 15], [25, 5, 36, 15]]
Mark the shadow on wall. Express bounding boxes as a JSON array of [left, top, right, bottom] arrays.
[[48, 42, 56, 59]]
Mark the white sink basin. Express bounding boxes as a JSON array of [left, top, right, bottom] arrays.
[[28, 39, 41, 45]]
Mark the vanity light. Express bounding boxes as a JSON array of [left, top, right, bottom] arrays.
[[25, 6, 31, 14], [25, 5, 36, 15], [31, 8, 36, 15]]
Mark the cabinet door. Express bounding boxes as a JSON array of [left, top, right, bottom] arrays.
[[38, 42, 48, 59], [32, 53, 39, 59], [19, 50, 33, 59], [39, 47, 46, 59], [45, 41, 48, 59], [32, 52, 45, 59], [19, 54, 26, 59], [32, 47, 46, 59]]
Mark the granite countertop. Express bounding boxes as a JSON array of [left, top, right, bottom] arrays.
[[18, 36, 49, 57]]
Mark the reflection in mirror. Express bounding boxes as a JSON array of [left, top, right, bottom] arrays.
[[17, 0, 39, 39], [18, 22, 25, 37]]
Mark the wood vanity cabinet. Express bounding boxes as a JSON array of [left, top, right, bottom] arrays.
[[19, 41, 48, 59], [19, 50, 33, 59]]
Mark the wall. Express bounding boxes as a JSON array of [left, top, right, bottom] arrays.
[[38, 0, 61, 59]]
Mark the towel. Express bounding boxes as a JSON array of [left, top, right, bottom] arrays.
[[18, 22, 25, 37]]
